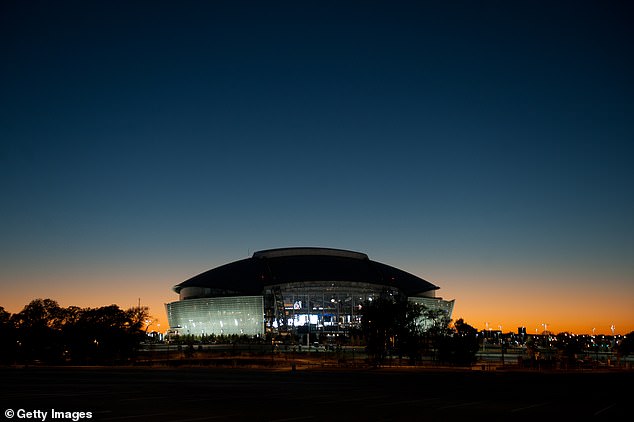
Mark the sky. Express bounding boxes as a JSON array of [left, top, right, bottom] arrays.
[[1, 1, 633, 335]]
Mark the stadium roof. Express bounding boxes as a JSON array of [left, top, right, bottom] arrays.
[[174, 247, 439, 296]]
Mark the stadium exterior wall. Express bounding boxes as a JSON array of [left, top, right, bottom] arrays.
[[165, 296, 264, 337], [165, 248, 455, 337]]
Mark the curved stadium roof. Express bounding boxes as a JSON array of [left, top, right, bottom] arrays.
[[174, 247, 439, 297]]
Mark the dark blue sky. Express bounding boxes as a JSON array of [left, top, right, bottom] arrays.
[[1, 1, 632, 333]]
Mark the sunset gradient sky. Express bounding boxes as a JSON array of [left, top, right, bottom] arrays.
[[1, 1, 632, 334]]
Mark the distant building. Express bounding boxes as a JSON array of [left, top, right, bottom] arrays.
[[165, 247, 454, 338]]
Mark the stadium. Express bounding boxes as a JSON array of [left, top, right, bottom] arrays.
[[165, 247, 454, 339]]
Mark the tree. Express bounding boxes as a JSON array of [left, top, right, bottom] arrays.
[[452, 319, 479, 364], [616, 331, 634, 358], [361, 296, 428, 364], [68, 305, 149, 363], [12, 299, 65, 363], [555, 332, 582, 367], [0, 307, 17, 364], [6, 299, 152, 364], [418, 307, 452, 361], [361, 297, 396, 364], [436, 319, 479, 365]]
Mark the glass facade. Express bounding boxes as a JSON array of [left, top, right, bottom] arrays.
[[166, 296, 264, 336], [408, 296, 456, 330], [269, 281, 400, 333], [166, 283, 454, 338]]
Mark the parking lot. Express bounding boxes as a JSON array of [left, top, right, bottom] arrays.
[[1, 366, 630, 421]]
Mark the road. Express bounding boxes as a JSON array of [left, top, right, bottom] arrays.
[[1, 366, 630, 421]]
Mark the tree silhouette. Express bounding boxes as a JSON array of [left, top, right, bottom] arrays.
[[11, 299, 64, 363], [0, 306, 17, 364], [616, 331, 634, 358], [434, 318, 479, 365], [360, 296, 451, 364], [5, 299, 150, 364], [555, 332, 582, 367]]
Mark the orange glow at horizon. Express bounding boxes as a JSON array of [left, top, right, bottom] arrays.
[[434, 268, 634, 335], [2, 266, 632, 336]]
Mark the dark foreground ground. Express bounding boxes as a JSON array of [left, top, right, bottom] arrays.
[[1, 366, 631, 421]]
